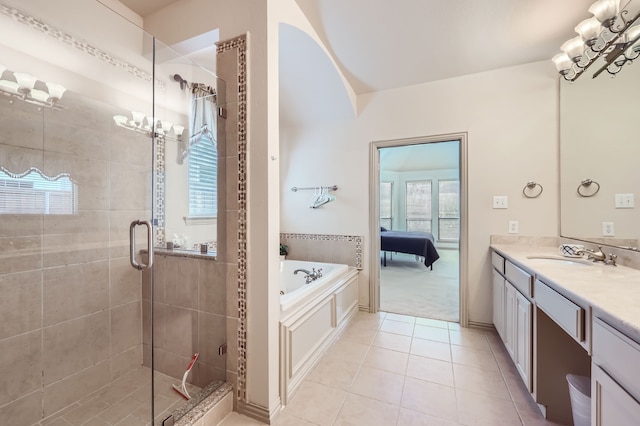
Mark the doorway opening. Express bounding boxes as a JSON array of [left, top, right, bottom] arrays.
[[369, 134, 468, 326]]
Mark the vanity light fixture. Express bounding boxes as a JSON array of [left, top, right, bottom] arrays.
[[0, 66, 67, 109], [112, 111, 184, 140], [552, 0, 640, 81]]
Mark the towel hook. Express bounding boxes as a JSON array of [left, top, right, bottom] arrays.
[[522, 181, 543, 198], [577, 178, 600, 197]]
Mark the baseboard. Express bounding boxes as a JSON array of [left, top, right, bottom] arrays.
[[238, 397, 281, 424], [467, 320, 494, 330], [358, 304, 370, 312]]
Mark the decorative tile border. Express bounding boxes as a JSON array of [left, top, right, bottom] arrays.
[[217, 34, 248, 404], [154, 135, 166, 246], [0, 2, 164, 88], [280, 233, 364, 269]]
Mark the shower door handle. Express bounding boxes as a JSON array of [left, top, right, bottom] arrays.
[[129, 220, 153, 270]]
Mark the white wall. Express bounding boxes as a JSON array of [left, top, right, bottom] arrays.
[[281, 60, 560, 325]]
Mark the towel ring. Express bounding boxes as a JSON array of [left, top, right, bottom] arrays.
[[577, 178, 600, 197], [522, 181, 543, 198]]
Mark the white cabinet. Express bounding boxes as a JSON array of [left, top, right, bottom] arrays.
[[492, 270, 505, 341], [492, 253, 533, 392], [592, 364, 640, 426], [513, 289, 532, 391], [592, 317, 640, 426], [504, 282, 516, 359]]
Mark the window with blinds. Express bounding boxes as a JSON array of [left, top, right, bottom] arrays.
[[438, 179, 460, 241], [188, 135, 217, 218], [406, 180, 432, 232], [0, 168, 77, 215], [380, 181, 393, 230]]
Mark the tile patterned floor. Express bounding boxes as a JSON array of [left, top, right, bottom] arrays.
[[221, 311, 563, 426], [36, 367, 200, 426]]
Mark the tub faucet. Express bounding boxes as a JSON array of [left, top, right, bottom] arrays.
[[294, 268, 322, 283]]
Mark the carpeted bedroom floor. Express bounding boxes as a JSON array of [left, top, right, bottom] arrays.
[[380, 249, 459, 323]]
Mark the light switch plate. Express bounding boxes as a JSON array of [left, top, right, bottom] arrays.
[[615, 193, 634, 208], [493, 195, 508, 209]]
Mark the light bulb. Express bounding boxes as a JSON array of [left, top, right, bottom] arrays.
[[131, 111, 146, 126], [113, 115, 128, 126], [588, 0, 620, 26], [575, 17, 602, 46], [172, 125, 184, 136], [45, 82, 66, 101], [552, 53, 573, 74], [13, 72, 38, 91], [30, 89, 50, 103], [562, 36, 586, 62]]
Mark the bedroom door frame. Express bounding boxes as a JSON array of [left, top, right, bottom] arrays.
[[368, 132, 469, 326]]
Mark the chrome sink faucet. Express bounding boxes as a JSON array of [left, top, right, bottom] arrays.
[[576, 245, 617, 265]]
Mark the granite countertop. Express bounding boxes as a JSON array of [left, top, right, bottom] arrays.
[[491, 244, 640, 344]]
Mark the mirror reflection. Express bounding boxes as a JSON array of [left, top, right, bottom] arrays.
[[560, 52, 640, 250]]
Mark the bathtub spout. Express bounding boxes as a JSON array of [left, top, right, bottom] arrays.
[[294, 268, 315, 284], [294, 267, 324, 284]]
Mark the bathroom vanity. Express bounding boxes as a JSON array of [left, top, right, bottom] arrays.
[[491, 244, 640, 425]]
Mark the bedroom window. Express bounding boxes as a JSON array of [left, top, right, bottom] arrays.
[[438, 179, 460, 241], [380, 181, 393, 230], [406, 180, 431, 232]]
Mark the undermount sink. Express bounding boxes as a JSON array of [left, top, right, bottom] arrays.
[[525, 255, 593, 267]]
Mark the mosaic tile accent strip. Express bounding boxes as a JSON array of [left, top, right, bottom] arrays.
[[280, 233, 364, 269], [0, 2, 165, 88], [217, 34, 248, 404], [154, 135, 166, 246]]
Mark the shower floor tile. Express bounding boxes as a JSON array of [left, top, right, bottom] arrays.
[[37, 367, 199, 426]]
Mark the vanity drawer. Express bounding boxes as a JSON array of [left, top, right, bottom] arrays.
[[505, 261, 532, 298], [492, 252, 505, 274], [534, 279, 584, 342], [593, 317, 640, 400]]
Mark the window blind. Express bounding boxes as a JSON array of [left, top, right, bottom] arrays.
[[188, 135, 217, 217]]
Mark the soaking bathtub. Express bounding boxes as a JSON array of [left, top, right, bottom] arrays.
[[279, 259, 359, 405]]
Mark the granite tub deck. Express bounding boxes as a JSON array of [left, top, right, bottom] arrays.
[[491, 244, 640, 346]]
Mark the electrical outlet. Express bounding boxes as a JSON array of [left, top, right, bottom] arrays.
[[508, 221, 519, 234], [602, 222, 615, 236], [615, 193, 635, 208], [493, 195, 508, 209]]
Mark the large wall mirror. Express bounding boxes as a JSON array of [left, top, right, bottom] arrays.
[[560, 52, 640, 250]]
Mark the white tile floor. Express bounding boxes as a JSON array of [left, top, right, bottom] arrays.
[[219, 311, 563, 426]]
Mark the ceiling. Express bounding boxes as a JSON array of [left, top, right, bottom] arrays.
[[118, 0, 594, 94]]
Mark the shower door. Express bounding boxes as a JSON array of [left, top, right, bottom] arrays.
[[0, 0, 157, 424], [0, 1, 225, 425]]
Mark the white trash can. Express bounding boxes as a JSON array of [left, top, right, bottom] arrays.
[[566, 374, 591, 426]]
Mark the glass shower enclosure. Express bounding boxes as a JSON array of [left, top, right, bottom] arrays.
[[0, 1, 226, 424]]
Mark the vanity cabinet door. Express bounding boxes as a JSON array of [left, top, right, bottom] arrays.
[[514, 290, 532, 392], [492, 270, 506, 340], [504, 283, 517, 360], [592, 364, 640, 426]]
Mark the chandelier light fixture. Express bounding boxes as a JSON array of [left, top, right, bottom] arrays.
[[552, 0, 640, 81], [113, 112, 185, 140], [0, 64, 67, 108]]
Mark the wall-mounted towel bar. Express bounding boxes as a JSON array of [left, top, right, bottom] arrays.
[[577, 178, 600, 197], [291, 185, 338, 192], [522, 181, 543, 198]]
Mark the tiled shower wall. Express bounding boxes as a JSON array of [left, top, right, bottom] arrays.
[[141, 254, 227, 388], [0, 92, 149, 424]]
